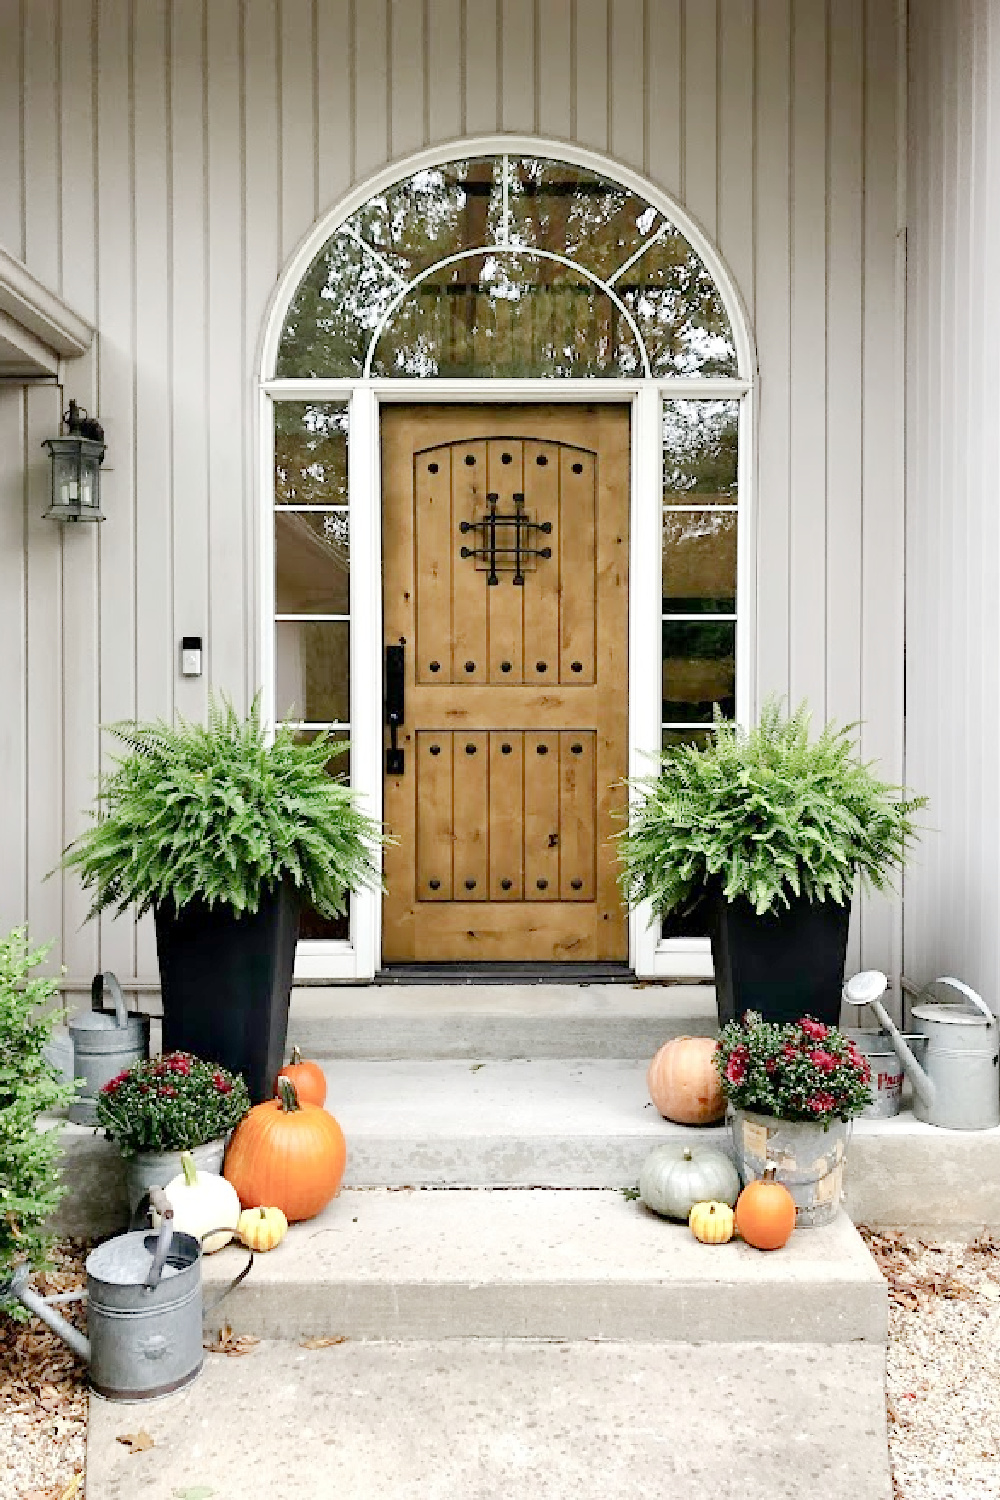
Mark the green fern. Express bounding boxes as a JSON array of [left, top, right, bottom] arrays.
[[619, 699, 926, 918], [60, 697, 386, 920]]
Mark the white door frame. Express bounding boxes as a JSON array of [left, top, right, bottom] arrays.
[[256, 136, 757, 983]]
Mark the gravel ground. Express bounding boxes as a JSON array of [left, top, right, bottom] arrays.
[[3, 1232, 999, 1500], [860, 1227, 1000, 1500]]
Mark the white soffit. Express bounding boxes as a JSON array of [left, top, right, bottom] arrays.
[[0, 244, 93, 378]]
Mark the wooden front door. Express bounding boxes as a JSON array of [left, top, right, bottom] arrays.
[[381, 405, 629, 963]]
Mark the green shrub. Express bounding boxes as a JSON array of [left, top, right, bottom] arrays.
[[60, 695, 385, 920], [0, 930, 75, 1316], [620, 698, 926, 918]]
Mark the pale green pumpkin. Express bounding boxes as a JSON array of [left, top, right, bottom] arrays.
[[638, 1143, 741, 1221]]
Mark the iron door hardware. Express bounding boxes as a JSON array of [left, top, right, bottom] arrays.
[[460, 493, 552, 586], [385, 643, 405, 775]]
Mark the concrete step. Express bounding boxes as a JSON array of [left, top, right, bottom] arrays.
[[87, 1338, 892, 1500], [201, 1190, 887, 1344], [287, 981, 718, 1059]]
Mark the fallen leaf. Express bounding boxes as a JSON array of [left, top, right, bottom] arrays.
[[300, 1336, 348, 1349], [203, 1324, 260, 1357], [116, 1429, 155, 1454]]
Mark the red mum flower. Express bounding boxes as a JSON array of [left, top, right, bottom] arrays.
[[158, 1084, 178, 1099], [765, 1057, 778, 1074], [809, 1049, 839, 1075], [725, 1051, 748, 1086], [806, 1090, 836, 1113], [100, 1072, 127, 1095], [799, 1018, 829, 1042], [212, 1073, 233, 1094], [782, 1041, 799, 1061]]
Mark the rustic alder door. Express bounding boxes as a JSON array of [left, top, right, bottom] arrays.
[[381, 405, 629, 963]]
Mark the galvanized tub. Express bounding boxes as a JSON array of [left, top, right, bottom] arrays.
[[844, 1028, 928, 1118], [124, 1136, 228, 1225], [730, 1108, 850, 1228]]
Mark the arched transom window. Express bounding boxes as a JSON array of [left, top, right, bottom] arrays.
[[275, 155, 739, 381]]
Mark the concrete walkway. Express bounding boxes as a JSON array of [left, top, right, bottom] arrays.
[[87, 1338, 891, 1500]]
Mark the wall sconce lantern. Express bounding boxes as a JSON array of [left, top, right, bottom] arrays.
[[42, 400, 106, 522]]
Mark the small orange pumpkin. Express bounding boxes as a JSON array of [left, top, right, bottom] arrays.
[[647, 1036, 725, 1125], [225, 1078, 346, 1222], [275, 1046, 327, 1108], [734, 1165, 796, 1251]]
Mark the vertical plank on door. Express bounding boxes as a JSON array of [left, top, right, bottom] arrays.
[[718, 0, 755, 323], [464, 0, 499, 134], [559, 731, 595, 900], [524, 732, 560, 899], [609, 0, 644, 173], [280, 0, 317, 261], [487, 437, 524, 683], [427, 0, 462, 143], [317, 0, 352, 210], [451, 439, 489, 682], [645, 0, 682, 196], [574, 0, 608, 152], [416, 445, 454, 682], [96, 0, 138, 980], [489, 731, 524, 899], [59, 0, 100, 985], [754, 0, 792, 702], [558, 445, 595, 683], [453, 731, 489, 899], [354, 0, 388, 182], [209, 0, 250, 707], [416, 731, 454, 900], [522, 440, 560, 683], [537, 0, 572, 139], [390, 0, 426, 157], [789, 0, 828, 715], [501, 0, 535, 132]]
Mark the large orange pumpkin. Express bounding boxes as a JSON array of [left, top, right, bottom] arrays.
[[734, 1166, 796, 1251], [647, 1036, 726, 1125], [224, 1078, 346, 1222], [275, 1046, 327, 1108]]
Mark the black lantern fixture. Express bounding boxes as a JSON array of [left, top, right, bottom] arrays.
[[42, 400, 106, 522]]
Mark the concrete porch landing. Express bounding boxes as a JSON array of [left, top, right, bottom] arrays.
[[86, 1339, 892, 1500]]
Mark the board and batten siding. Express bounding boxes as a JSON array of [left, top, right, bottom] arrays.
[[0, 0, 904, 992], [904, 0, 1000, 1007]]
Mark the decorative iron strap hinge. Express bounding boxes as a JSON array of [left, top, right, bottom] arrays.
[[460, 492, 552, 586]]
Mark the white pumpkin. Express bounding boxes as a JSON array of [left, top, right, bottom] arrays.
[[153, 1151, 241, 1253]]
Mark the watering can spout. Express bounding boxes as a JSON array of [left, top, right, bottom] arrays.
[[842, 971, 937, 1111], [4, 1266, 91, 1363]]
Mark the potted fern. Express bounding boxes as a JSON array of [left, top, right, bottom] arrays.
[[620, 700, 925, 1025], [61, 699, 383, 1102]]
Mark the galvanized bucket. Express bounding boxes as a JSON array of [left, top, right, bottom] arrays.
[[730, 1108, 850, 1228], [124, 1137, 228, 1226], [844, 1029, 928, 1118], [69, 972, 149, 1126]]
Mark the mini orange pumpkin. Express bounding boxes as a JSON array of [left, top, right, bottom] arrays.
[[647, 1036, 725, 1125], [734, 1165, 796, 1251], [225, 1078, 346, 1222], [275, 1046, 327, 1108]]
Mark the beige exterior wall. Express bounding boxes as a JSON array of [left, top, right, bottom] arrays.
[[0, 0, 904, 989], [904, 0, 1000, 1004]]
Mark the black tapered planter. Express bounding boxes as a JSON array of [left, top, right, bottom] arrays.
[[154, 882, 300, 1103], [710, 889, 851, 1028]]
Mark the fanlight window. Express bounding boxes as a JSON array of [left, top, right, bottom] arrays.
[[276, 155, 737, 380]]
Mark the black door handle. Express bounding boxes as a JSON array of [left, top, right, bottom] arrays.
[[385, 644, 405, 774]]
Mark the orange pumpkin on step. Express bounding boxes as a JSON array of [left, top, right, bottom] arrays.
[[275, 1046, 327, 1108], [734, 1165, 796, 1251], [224, 1078, 346, 1222], [647, 1036, 726, 1125]]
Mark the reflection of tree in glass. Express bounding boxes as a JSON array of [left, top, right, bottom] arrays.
[[662, 401, 739, 498], [274, 403, 348, 505], [277, 235, 397, 377], [622, 232, 736, 377], [352, 159, 501, 280], [508, 159, 663, 279], [662, 510, 737, 613]]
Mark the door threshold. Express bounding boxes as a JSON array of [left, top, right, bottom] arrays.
[[375, 962, 635, 985]]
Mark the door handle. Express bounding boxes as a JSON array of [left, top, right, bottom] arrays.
[[385, 643, 405, 775]]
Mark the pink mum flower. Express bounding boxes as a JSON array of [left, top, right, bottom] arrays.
[[809, 1049, 839, 1074], [799, 1018, 829, 1042]]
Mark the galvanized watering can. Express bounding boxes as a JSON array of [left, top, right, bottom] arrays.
[[844, 971, 1000, 1131], [1, 1190, 252, 1401], [68, 971, 150, 1125]]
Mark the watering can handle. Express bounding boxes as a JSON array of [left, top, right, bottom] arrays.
[[145, 1189, 174, 1290], [91, 970, 128, 1028], [923, 976, 995, 1025], [201, 1233, 254, 1316]]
